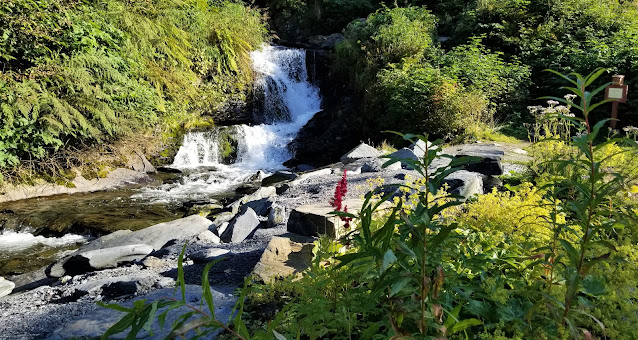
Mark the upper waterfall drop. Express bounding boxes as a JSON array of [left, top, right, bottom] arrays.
[[171, 45, 321, 170]]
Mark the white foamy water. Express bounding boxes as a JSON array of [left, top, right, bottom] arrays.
[[134, 45, 321, 202], [0, 230, 88, 255]]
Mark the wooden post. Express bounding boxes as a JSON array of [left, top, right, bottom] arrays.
[[611, 102, 619, 129]]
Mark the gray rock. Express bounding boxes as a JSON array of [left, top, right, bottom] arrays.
[[196, 230, 221, 244], [227, 186, 277, 214], [215, 222, 230, 238], [47, 216, 212, 277], [452, 144, 505, 176], [221, 207, 260, 243], [253, 234, 315, 282], [80, 215, 213, 252], [340, 143, 381, 164], [51, 285, 236, 340], [261, 171, 298, 187], [243, 197, 273, 216], [49, 244, 154, 277], [443, 171, 484, 201], [74, 273, 156, 296], [189, 248, 230, 263], [387, 148, 419, 169], [267, 203, 287, 228], [129, 150, 156, 174], [287, 199, 382, 238], [0, 277, 15, 298], [289, 168, 333, 186], [361, 158, 402, 173], [409, 140, 437, 159]]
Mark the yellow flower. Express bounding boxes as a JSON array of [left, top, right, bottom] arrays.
[[630, 185, 638, 194]]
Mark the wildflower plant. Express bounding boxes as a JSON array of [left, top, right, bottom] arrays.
[[533, 68, 638, 337]]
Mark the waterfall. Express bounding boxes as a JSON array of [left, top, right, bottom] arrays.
[[134, 45, 322, 202]]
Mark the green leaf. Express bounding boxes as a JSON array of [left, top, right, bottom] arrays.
[[202, 258, 225, 318], [448, 318, 482, 334], [273, 330, 287, 340], [381, 249, 397, 274], [97, 302, 133, 313], [177, 243, 187, 301], [389, 277, 411, 297], [582, 275, 606, 297], [101, 311, 136, 339]]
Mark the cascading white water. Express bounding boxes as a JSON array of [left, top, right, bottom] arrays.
[[175, 46, 321, 170], [134, 45, 322, 202]]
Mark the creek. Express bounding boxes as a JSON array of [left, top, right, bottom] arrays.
[[0, 45, 322, 277]]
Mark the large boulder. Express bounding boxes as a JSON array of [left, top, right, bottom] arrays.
[[340, 143, 381, 164], [0, 277, 15, 298], [307, 33, 344, 49], [452, 144, 504, 176], [81, 215, 213, 252], [51, 285, 236, 340], [267, 203, 287, 228], [220, 207, 260, 243], [253, 234, 315, 282], [443, 171, 484, 201], [361, 158, 402, 173], [47, 215, 213, 277], [48, 244, 154, 277], [287, 199, 389, 238]]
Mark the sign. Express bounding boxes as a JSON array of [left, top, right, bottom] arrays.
[[605, 84, 628, 103]]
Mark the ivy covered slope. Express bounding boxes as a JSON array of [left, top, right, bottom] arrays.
[[0, 0, 267, 182]]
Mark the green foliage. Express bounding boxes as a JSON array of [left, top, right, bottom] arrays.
[[333, 8, 530, 140], [0, 0, 267, 181]]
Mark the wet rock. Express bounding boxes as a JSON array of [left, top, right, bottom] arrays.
[[48, 244, 154, 277], [189, 248, 230, 264], [340, 143, 381, 164], [253, 234, 315, 282], [261, 171, 298, 187], [442, 171, 484, 201], [0, 276, 15, 298], [296, 164, 315, 172], [221, 207, 260, 243], [51, 285, 236, 340]]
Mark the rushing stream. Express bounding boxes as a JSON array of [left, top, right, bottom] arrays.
[[0, 45, 322, 276]]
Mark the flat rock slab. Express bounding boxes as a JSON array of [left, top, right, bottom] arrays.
[[449, 143, 505, 176], [253, 234, 315, 282], [50, 244, 154, 277], [51, 285, 236, 340], [80, 215, 213, 252], [287, 199, 389, 238], [0, 277, 15, 298]]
